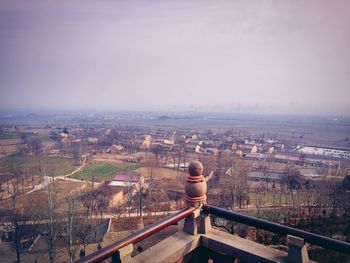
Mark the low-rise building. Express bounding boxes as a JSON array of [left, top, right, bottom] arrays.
[[185, 144, 201, 154], [106, 144, 124, 153], [247, 170, 287, 182], [87, 137, 99, 144], [204, 147, 218, 155], [110, 173, 143, 187], [298, 146, 350, 159]]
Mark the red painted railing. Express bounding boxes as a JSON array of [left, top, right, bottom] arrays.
[[76, 206, 195, 263]]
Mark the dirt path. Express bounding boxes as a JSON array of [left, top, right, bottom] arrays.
[[57, 156, 87, 179], [0, 157, 88, 204], [26, 157, 87, 194]]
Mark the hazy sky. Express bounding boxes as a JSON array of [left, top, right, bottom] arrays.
[[1, 0, 350, 115]]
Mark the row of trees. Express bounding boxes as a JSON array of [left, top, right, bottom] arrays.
[[1, 161, 110, 263], [0, 163, 36, 201]]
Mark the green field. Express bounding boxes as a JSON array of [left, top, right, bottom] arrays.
[[72, 162, 141, 182], [0, 154, 78, 176]]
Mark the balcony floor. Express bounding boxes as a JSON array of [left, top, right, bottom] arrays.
[[131, 229, 290, 263]]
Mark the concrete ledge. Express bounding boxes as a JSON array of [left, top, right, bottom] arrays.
[[131, 231, 200, 263], [130, 229, 317, 263], [200, 229, 288, 263]]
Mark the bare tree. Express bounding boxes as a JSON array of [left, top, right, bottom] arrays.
[[14, 167, 26, 193], [72, 142, 82, 165], [144, 153, 158, 183], [76, 218, 93, 258], [285, 165, 303, 209], [29, 137, 42, 155], [200, 155, 217, 176], [217, 150, 231, 174], [79, 188, 107, 220], [175, 144, 186, 175], [34, 163, 58, 263], [150, 144, 163, 167], [225, 157, 249, 210], [64, 197, 80, 263], [91, 174, 97, 188], [7, 174, 27, 263], [0, 174, 11, 200], [255, 186, 264, 217], [96, 193, 108, 219], [259, 159, 271, 191], [136, 179, 148, 218]]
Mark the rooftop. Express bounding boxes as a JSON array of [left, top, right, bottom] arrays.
[[113, 173, 140, 182]]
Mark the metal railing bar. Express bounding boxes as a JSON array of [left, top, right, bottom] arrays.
[[202, 204, 350, 255]]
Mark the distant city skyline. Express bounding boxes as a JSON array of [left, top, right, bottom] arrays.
[[1, 0, 350, 116]]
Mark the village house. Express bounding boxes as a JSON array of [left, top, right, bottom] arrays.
[[274, 143, 285, 151], [106, 144, 124, 153], [231, 143, 237, 150], [185, 144, 201, 154], [87, 137, 99, 144], [239, 144, 258, 154], [110, 173, 144, 187], [163, 139, 174, 145], [273, 154, 302, 165], [203, 147, 219, 155], [247, 170, 288, 182], [243, 153, 267, 161], [264, 146, 274, 154], [176, 133, 191, 143]]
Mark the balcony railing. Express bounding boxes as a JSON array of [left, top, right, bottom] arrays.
[[76, 161, 350, 263], [76, 207, 195, 263], [202, 204, 350, 255]]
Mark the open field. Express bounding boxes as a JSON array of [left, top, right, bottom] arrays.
[[0, 154, 78, 176], [0, 130, 52, 141], [72, 162, 141, 182], [0, 132, 20, 140], [0, 179, 91, 212], [0, 128, 55, 151], [136, 167, 187, 192]]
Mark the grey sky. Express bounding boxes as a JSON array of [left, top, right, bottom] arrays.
[[1, 0, 350, 115]]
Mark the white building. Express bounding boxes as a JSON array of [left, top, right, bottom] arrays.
[[298, 146, 350, 159]]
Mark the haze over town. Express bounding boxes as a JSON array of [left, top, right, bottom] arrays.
[[1, 0, 350, 115], [1, 1, 350, 263]]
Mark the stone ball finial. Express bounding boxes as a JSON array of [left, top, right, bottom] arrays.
[[188, 161, 203, 176], [185, 161, 207, 207]]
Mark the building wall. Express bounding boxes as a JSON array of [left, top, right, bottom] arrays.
[[299, 146, 350, 159], [108, 181, 136, 187], [109, 190, 124, 206]]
